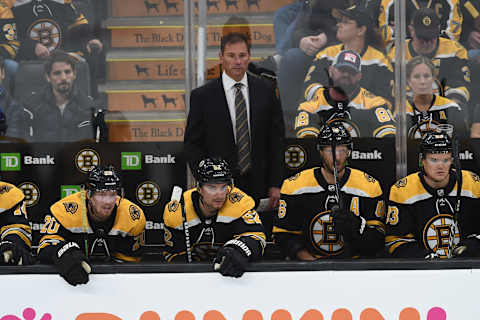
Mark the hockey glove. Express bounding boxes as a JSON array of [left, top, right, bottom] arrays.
[[54, 242, 91, 286], [213, 239, 250, 278], [331, 206, 366, 242], [0, 241, 35, 265], [453, 236, 480, 257]]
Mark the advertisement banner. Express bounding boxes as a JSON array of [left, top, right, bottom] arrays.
[[0, 142, 186, 245], [0, 269, 477, 319]]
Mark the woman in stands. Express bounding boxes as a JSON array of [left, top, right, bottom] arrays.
[[405, 56, 468, 138]]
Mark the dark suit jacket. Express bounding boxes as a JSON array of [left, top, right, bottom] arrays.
[[185, 73, 285, 200]]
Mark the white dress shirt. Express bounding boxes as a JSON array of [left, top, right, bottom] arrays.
[[222, 71, 251, 142]]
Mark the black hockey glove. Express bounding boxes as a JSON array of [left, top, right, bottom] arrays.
[[0, 240, 35, 265], [453, 236, 480, 258], [331, 206, 365, 242], [54, 242, 91, 286], [213, 239, 250, 278]]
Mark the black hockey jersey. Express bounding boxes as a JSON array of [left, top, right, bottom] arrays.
[[37, 191, 146, 263], [295, 87, 396, 138], [0, 181, 32, 250], [406, 94, 467, 137], [386, 170, 480, 258], [389, 38, 471, 104], [375, 0, 464, 43], [162, 187, 266, 263], [303, 44, 394, 102], [273, 167, 386, 259], [12, 0, 90, 59]]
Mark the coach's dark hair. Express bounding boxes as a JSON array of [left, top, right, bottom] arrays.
[[220, 32, 251, 54], [44, 50, 76, 75]]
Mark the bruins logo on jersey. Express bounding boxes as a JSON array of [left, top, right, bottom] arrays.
[[422, 214, 460, 258], [394, 178, 407, 188], [168, 200, 179, 212], [309, 210, 344, 256], [470, 172, 480, 183], [288, 173, 301, 181], [364, 173, 376, 183], [63, 202, 78, 214], [228, 192, 244, 203], [0, 185, 12, 194], [28, 18, 62, 52], [129, 205, 141, 221]]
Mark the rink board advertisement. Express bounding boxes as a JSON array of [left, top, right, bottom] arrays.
[[0, 269, 477, 319]]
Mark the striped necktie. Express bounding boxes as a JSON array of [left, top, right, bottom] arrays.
[[234, 83, 251, 174]]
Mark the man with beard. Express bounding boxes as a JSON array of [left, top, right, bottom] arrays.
[[23, 50, 96, 142], [386, 131, 480, 258], [295, 50, 395, 138], [162, 158, 266, 278], [37, 165, 146, 286], [273, 123, 386, 260]]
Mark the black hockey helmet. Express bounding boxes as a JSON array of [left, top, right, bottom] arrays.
[[86, 165, 123, 194], [420, 131, 452, 157], [317, 122, 353, 150], [195, 158, 233, 185]]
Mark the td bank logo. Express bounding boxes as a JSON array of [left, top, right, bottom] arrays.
[[61, 185, 82, 198], [1, 153, 20, 171], [122, 152, 142, 170]]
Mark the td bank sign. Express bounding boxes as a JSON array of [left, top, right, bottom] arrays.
[[1, 153, 56, 171]]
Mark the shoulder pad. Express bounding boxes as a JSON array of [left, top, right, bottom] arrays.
[[389, 173, 429, 204], [50, 192, 84, 229], [115, 198, 146, 236], [0, 182, 24, 213], [360, 89, 390, 108], [344, 169, 382, 198], [218, 188, 255, 219], [0, 3, 13, 18], [434, 95, 460, 110], [315, 44, 342, 61], [437, 38, 468, 59], [281, 168, 322, 195], [163, 189, 196, 229]]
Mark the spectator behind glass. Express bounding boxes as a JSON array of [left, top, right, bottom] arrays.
[[388, 8, 472, 110], [277, 0, 352, 136], [11, 0, 102, 60], [294, 50, 395, 139], [23, 50, 96, 142], [0, 2, 19, 93], [405, 55, 467, 138], [297, 3, 393, 134], [0, 56, 28, 141], [368, 0, 465, 46]]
